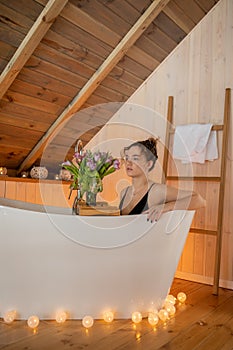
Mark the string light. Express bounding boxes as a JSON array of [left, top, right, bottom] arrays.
[[55, 311, 67, 324], [177, 292, 187, 303], [103, 311, 114, 323], [164, 302, 176, 316], [165, 294, 176, 305], [3, 291, 187, 329], [148, 312, 159, 326], [27, 315, 40, 329], [131, 311, 142, 324], [158, 309, 169, 322], [3, 310, 17, 324], [82, 315, 94, 328]]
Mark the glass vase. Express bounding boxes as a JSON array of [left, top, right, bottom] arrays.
[[72, 187, 81, 215], [72, 195, 79, 215], [85, 176, 102, 206], [86, 191, 97, 206]]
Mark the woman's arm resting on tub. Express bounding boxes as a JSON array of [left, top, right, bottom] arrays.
[[144, 184, 206, 222]]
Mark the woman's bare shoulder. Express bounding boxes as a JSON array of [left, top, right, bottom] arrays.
[[149, 182, 166, 192], [120, 185, 131, 200], [148, 182, 169, 205]]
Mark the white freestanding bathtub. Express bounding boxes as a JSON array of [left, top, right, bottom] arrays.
[[0, 198, 194, 319]]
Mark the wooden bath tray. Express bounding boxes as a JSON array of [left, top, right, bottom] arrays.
[[78, 202, 120, 216]]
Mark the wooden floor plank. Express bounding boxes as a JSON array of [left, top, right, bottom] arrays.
[[0, 279, 232, 350], [220, 331, 233, 350], [193, 310, 233, 350], [151, 296, 233, 350], [115, 286, 232, 350]]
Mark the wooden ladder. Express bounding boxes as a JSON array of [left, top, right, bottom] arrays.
[[162, 88, 231, 295]]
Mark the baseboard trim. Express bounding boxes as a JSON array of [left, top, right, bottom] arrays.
[[175, 271, 233, 290]]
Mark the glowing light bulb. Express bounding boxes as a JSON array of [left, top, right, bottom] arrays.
[[164, 303, 176, 316], [165, 294, 176, 305], [131, 311, 142, 324], [27, 315, 40, 329], [82, 315, 94, 328], [148, 312, 159, 326], [4, 310, 16, 324], [177, 292, 187, 303], [158, 309, 169, 322], [103, 311, 114, 323], [55, 311, 67, 324]]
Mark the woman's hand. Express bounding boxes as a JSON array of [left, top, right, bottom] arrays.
[[143, 204, 164, 223]]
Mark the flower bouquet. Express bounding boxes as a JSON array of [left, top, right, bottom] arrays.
[[62, 148, 120, 208]]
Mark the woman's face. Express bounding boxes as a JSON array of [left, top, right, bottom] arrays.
[[124, 146, 149, 177]]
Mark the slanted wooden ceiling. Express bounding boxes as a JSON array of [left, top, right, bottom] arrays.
[[0, 0, 219, 177]]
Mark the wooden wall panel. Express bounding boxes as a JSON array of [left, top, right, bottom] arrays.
[[180, 233, 195, 273], [16, 181, 27, 201], [193, 233, 205, 275], [147, 0, 231, 288], [0, 179, 5, 197], [167, 180, 219, 231], [39, 182, 72, 207], [25, 182, 37, 203], [89, 0, 232, 288], [1, 178, 73, 209], [205, 236, 216, 277], [125, 0, 232, 288], [5, 181, 17, 199], [36, 182, 73, 207]]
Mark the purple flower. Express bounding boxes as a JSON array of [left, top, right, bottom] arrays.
[[86, 160, 96, 171], [113, 159, 120, 169], [74, 152, 84, 161], [106, 156, 113, 163], [62, 160, 72, 166], [94, 152, 101, 162]]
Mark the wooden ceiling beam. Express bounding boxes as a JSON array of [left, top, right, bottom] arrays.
[[0, 0, 69, 100], [17, 0, 170, 173]]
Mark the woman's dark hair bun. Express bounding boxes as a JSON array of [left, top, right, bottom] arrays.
[[139, 137, 158, 160]]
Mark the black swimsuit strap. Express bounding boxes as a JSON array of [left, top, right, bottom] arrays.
[[119, 183, 155, 215]]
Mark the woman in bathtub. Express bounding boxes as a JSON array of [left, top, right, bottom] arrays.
[[119, 138, 206, 222]]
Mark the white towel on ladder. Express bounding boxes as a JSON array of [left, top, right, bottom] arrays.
[[172, 123, 218, 164]]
